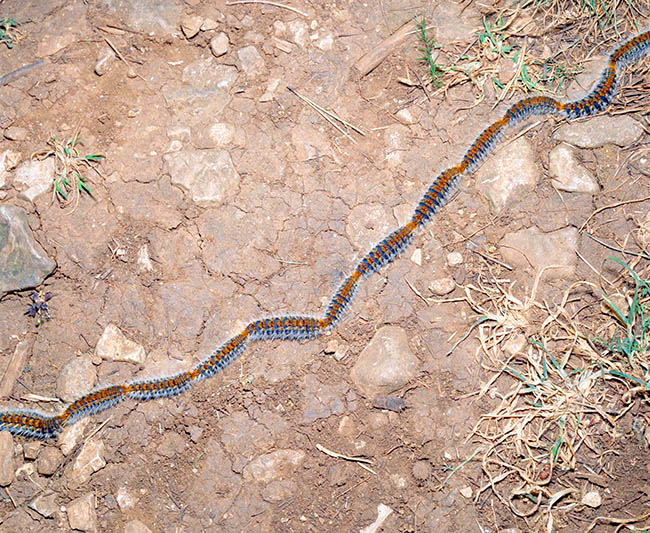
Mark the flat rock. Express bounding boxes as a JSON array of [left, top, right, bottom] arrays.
[[237, 45, 265, 77], [243, 449, 306, 483], [66, 492, 97, 532], [0, 204, 56, 294], [36, 445, 63, 476], [68, 439, 106, 485], [14, 157, 56, 202], [0, 430, 15, 486], [549, 144, 599, 193], [58, 418, 90, 456], [124, 520, 152, 533], [499, 226, 578, 280], [552, 115, 643, 148], [475, 137, 539, 213], [99, 0, 183, 37], [350, 326, 419, 397], [95, 324, 146, 364], [164, 149, 240, 204], [4, 126, 27, 141], [28, 491, 58, 518], [56, 357, 96, 403]]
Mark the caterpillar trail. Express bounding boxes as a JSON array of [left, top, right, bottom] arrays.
[[2, 30, 649, 440]]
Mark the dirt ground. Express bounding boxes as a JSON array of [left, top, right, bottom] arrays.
[[0, 1, 649, 532]]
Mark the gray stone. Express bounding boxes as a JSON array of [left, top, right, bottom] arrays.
[[99, 0, 183, 37], [237, 45, 265, 77], [475, 137, 539, 213], [499, 226, 578, 280], [66, 492, 97, 532], [165, 149, 240, 204], [210, 32, 230, 57], [0, 205, 56, 294], [553, 115, 643, 149], [549, 144, 599, 193], [14, 157, 56, 202], [0, 430, 14, 486], [350, 326, 419, 397], [29, 492, 58, 518], [95, 324, 146, 364], [57, 357, 96, 403]]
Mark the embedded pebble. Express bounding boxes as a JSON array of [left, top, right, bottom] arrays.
[[4, 126, 27, 141], [95, 324, 146, 364], [23, 441, 41, 460], [69, 439, 106, 485], [447, 252, 463, 266], [94, 46, 116, 76], [350, 326, 419, 397], [181, 15, 203, 39], [549, 144, 599, 193], [56, 357, 96, 403], [29, 492, 58, 518], [499, 226, 578, 280], [429, 277, 456, 296], [66, 492, 97, 532], [552, 115, 643, 148], [582, 490, 602, 508], [237, 45, 265, 77], [412, 460, 431, 481], [460, 486, 473, 498], [14, 157, 56, 202], [313, 32, 334, 51], [124, 520, 152, 533], [287, 20, 308, 47], [210, 32, 229, 57], [410, 248, 422, 266], [37, 446, 63, 475], [242, 449, 306, 483], [0, 431, 15, 486], [116, 486, 138, 510], [475, 137, 539, 213]]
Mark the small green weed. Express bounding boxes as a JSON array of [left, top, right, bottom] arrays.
[[416, 16, 443, 89], [32, 128, 104, 209], [0, 17, 18, 49]]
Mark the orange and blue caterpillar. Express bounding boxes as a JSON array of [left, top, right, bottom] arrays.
[[1, 29, 648, 440]]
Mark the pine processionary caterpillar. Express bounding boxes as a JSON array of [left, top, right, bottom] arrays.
[[1, 29, 649, 440]]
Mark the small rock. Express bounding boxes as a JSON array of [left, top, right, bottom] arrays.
[[95, 324, 146, 364], [396, 108, 417, 125], [0, 431, 15, 486], [37, 446, 63, 476], [412, 460, 431, 481], [499, 226, 578, 280], [116, 486, 138, 511], [287, 20, 308, 47], [23, 441, 41, 460], [549, 144, 599, 193], [181, 15, 203, 39], [447, 251, 463, 266], [137, 244, 154, 271], [58, 418, 91, 456], [460, 486, 473, 498], [429, 277, 455, 296], [29, 492, 58, 518], [503, 333, 527, 356], [582, 490, 601, 508], [66, 492, 97, 532], [360, 504, 393, 533], [124, 520, 152, 533], [69, 439, 106, 485], [0, 149, 22, 188], [350, 326, 419, 397], [14, 157, 56, 202], [475, 137, 539, 213], [201, 18, 219, 31], [209, 32, 229, 57], [410, 248, 422, 266], [237, 45, 265, 77], [242, 449, 306, 483], [313, 32, 334, 51], [553, 115, 643, 149], [94, 46, 116, 76], [4, 126, 27, 141], [57, 357, 96, 403]]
